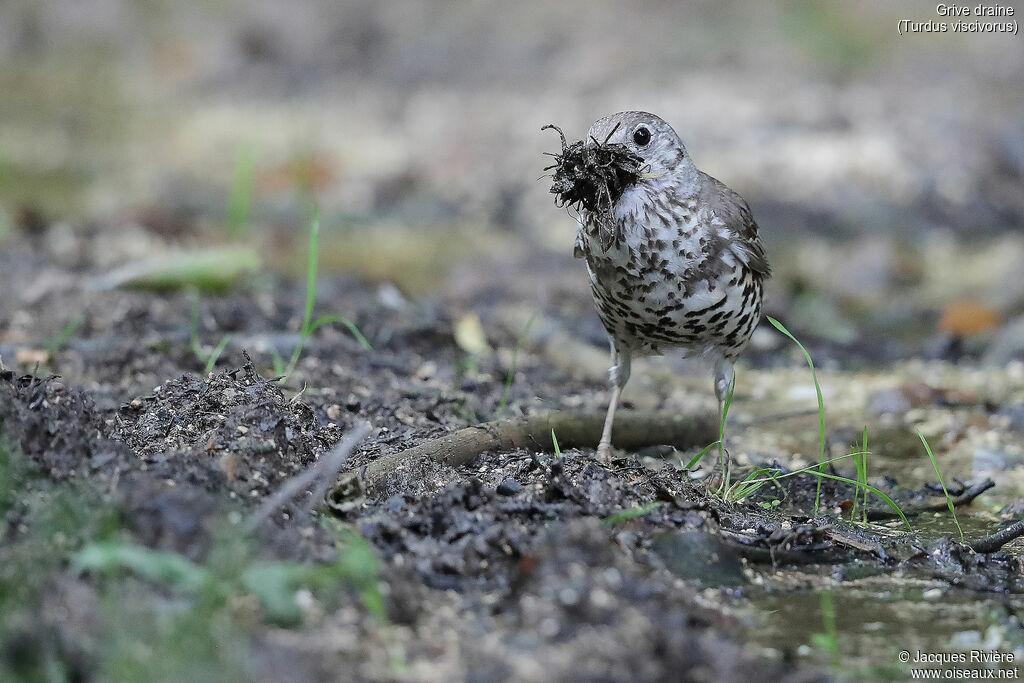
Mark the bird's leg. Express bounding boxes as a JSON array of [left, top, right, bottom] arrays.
[[713, 356, 736, 492], [597, 346, 631, 463]]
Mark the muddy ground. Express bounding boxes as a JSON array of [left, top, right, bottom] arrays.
[[3, 218, 1024, 682], [3, 2, 1024, 681], [0, 227, 817, 682]]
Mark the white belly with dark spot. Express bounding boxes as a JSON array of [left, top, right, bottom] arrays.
[[580, 202, 762, 358]]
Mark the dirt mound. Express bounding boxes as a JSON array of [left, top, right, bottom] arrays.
[[112, 357, 344, 498], [0, 371, 126, 480]]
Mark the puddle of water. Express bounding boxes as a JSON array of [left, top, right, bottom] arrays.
[[743, 574, 1024, 680], [912, 510, 1000, 541], [655, 520, 1024, 679]]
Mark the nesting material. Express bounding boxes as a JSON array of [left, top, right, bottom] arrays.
[[542, 123, 645, 227]]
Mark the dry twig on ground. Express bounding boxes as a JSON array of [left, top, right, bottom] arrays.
[[249, 422, 372, 528], [866, 477, 995, 522], [970, 517, 1024, 554], [334, 411, 717, 499]]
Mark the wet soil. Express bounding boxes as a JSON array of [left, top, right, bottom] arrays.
[[4, 227, 1024, 682], [3, 2, 1024, 679]]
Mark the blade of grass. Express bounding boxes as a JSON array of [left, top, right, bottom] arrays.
[[917, 429, 963, 541], [92, 246, 261, 293], [767, 316, 827, 515], [850, 427, 869, 523], [189, 292, 202, 358], [45, 315, 83, 355], [284, 209, 321, 379], [189, 293, 231, 375], [495, 310, 539, 416], [202, 336, 232, 375], [270, 348, 285, 377], [685, 440, 720, 470], [601, 501, 665, 525], [805, 471, 910, 529], [810, 592, 840, 667], [861, 427, 869, 520], [226, 143, 256, 239], [727, 467, 785, 501], [309, 314, 373, 351]]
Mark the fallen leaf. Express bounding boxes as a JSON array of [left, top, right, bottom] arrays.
[[454, 313, 491, 355], [15, 348, 50, 365], [939, 301, 1001, 336], [87, 246, 261, 293]]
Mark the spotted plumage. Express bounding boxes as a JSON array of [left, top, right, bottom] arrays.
[[561, 111, 771, 464]]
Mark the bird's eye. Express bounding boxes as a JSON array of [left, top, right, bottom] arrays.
[[633, 126, 651, 146]]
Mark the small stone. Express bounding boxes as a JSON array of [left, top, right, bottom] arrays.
[[129, 398, 143, 409], [414, 360, 438, 380], [327, 403, 342, 421], [983, 315, 1024, 366], [539, 618, 560, 638], [496, 479, 522, 496], [557, 587, 580, 606], [996, 404, 1024, 432], [867, 388, 911, 417]]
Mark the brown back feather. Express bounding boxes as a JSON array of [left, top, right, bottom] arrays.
[[699, 172, 771, 279]]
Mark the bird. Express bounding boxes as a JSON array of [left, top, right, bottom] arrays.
[[553, 111, 770, 476]]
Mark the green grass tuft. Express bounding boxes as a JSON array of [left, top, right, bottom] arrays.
[[74, 523, 387, 628], [681, 318, 909, 528], [73, 542, 210, 592], [99, 246, 261, 293], [728, 451, 911, 529], [726, 466, 784, 502], [281, 209, 372, 381]]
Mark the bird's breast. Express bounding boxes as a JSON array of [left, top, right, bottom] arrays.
[[581, 196, 756, 352]]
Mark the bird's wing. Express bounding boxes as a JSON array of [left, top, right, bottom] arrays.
[[700, 172, 771, 278]]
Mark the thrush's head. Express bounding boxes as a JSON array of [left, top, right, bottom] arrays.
[[542, 111, 699, 222], [587, 111, 697, 186]]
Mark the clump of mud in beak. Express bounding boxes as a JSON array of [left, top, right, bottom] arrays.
[[542, 123, 645, 250]]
